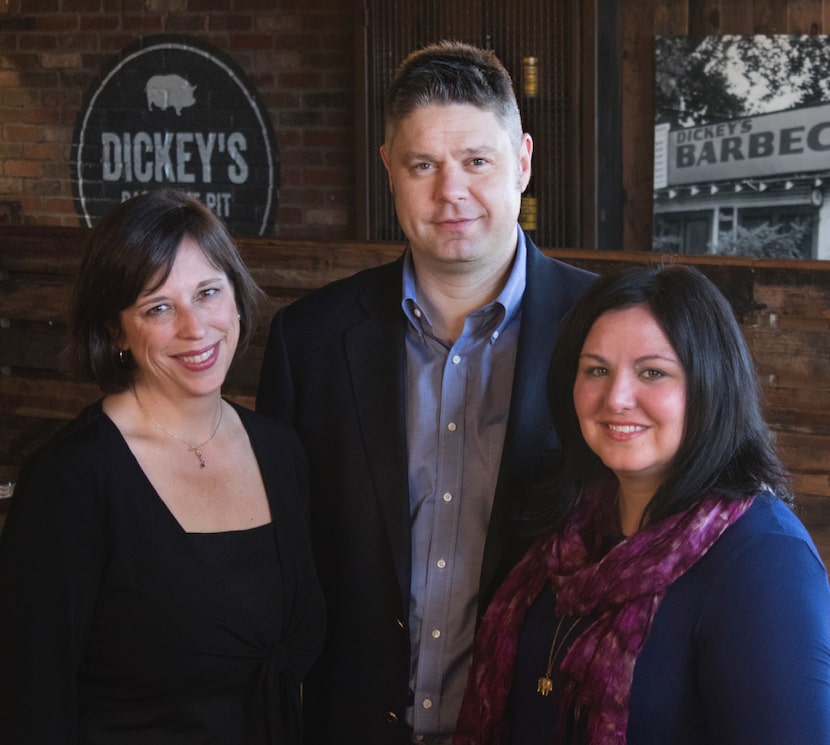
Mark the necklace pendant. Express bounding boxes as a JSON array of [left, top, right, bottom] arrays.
[[537, 676, 553, 696], [132, 388, 222, 470]]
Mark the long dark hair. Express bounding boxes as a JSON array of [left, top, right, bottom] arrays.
[[528, 264, 790, 534]]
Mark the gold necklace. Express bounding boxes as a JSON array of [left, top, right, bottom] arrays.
[[537, 615, 581, 697], [133, 389, 223, 469]]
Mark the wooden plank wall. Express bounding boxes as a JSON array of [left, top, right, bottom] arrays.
[[621, 0, 830, 250], [2, 226, 829, 566]]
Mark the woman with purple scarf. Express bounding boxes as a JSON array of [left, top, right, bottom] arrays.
[[454, 264, 830, 745]]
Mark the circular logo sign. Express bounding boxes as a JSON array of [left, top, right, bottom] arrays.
[[71, 34, 278, 236]]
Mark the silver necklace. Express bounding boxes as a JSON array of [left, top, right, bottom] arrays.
[[133, 389, 223, 469]]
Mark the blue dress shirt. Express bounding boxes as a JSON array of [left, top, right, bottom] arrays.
[[403, 232, 527, 741]]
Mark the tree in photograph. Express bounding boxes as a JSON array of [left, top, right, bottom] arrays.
[[656, 35, 830, 128], [713, 221, 810, 260]]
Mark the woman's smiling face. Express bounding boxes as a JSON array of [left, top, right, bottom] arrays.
[[117, 235, 240, 401], [573, 304, 687, 498]]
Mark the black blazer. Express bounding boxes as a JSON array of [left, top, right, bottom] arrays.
[[256, 235, 596, 745]]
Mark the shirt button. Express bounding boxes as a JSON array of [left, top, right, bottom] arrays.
[[447, 422, 457, 432], [422, 698, 433, 709], [436, 558, 446, 569], [431, 629, 441, 639], [442, 492, 452, 502], [492, 330, 500, 341], [414, 308, 422, 318], [451, 354, 461, 364]]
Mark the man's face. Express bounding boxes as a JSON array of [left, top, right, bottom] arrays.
[[380, 103, 532, 274]]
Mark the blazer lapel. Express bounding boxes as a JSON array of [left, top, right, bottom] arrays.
[[478, 240, 569, 613], [344, 263, 412, 613]]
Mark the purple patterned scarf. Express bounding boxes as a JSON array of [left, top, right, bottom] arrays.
[[454, 483, 753, 745]]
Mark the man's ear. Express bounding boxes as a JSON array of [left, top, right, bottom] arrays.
[[519, 133, 533, 192]]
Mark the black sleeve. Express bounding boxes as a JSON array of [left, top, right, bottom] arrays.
[[0, 445, 108, 744]]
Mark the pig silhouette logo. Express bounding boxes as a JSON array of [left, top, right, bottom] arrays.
[[74, 34, 278, 235], [145, 74, 197, 115]]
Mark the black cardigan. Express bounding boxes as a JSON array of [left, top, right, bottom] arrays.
[[0, 400, 325, 744]]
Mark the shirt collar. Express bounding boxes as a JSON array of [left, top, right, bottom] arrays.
[[401, 225, 527, 341]]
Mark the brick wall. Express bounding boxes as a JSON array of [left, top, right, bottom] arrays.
[[0, 0, 356, 239]]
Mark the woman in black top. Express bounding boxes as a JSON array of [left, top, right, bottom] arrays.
[[0, 189, 325, 744]]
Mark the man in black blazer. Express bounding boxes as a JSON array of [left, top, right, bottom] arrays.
[[256, 41, 596, 745]]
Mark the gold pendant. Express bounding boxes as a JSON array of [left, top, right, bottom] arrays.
[[537, 676, 553, 696]]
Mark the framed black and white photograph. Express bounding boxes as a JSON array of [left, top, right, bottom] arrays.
[[653, 35, 830, 259]]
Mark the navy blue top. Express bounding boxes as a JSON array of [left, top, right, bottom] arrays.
[[510, 497, 830, 744]]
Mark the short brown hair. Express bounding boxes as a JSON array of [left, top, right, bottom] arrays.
[[67, 189, 265, 393], [383, 40, 523, 149]]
